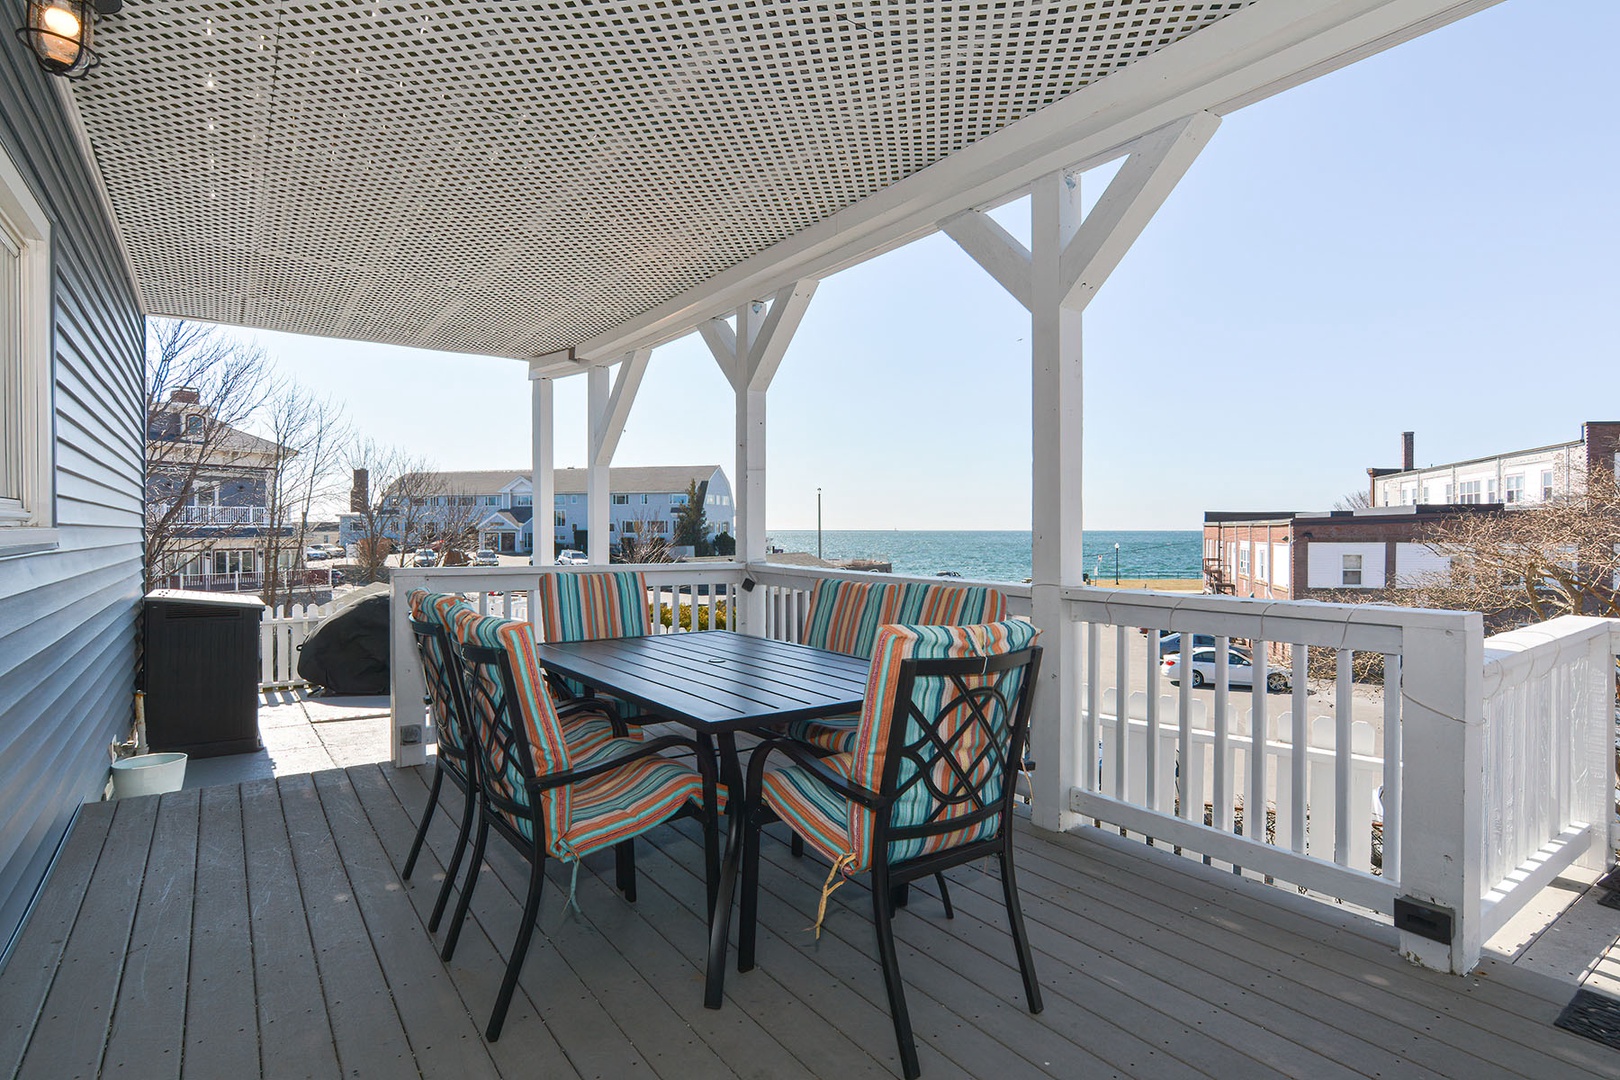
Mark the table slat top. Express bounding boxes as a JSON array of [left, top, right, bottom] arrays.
[[533, 631, 868, 732]]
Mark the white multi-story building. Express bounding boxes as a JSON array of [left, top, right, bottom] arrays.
[[1368, 423, 1620, 508], [341, 465, 734, 557]]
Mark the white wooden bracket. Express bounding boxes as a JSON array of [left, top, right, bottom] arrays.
[[701, 280, 817, 395], [942, 112, 1219, 311], [589, 347, 652, 467]]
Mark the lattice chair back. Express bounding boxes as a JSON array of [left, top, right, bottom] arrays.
[[800, 577, 899, 657], [893, 582, 1008, 626], [452, 610, 575, 850], [407, 590, 478, 773], [847, 621, 1042, 871]]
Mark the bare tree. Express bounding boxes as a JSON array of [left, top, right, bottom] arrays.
[[345, 440, 436, 583], [258, 386, 351, 612], [1411, 465, 1620, 627], [1334, 489, 1373, 511], [144, 320, 275, 591], [617, 503, 672, 564]]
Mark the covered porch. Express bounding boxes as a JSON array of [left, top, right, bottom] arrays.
[[3, 762, 1615, 1079]]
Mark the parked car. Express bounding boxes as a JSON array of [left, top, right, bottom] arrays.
[[323, 544, 348, 559], [556, 549, 588, 565], [1153, 632, 1250, 659], [1162, 647, 1289, 691], [473, 549, 500, 566], [412, 548, 437, 567], [304, 547, 327, 562]]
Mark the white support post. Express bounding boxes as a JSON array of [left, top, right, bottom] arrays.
[[700, 281, 817, 636], [944, 114, 1219, 836], [1027, 168, 1086, 834], [530, 373, 555, 563], [586, 365, 611, 565], [1398, 615, 1485, 973], [389, 577, 427, 768]]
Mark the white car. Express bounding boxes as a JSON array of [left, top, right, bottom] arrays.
[[473, 549, 500, 567], [412, 548, 437, 567], [1162, 647, 1290, 692], [556, 549, 588, 565]]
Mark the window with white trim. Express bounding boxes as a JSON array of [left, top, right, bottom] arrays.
[[1237, 542, 1250, 576], [0, 143, 53, 549], [1255, 543, 1268, 583], [1342, 554, 1363, 586], [612, 493, 629, 505], [1458, 480, 1482, 504], [1541, 470, 1554, 501], [1504, 475, 1524, 503]]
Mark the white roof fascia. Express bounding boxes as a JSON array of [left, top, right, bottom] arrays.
[[568, 0, 1502, 367]]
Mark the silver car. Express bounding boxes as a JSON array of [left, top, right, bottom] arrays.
[[1162, 647, 1290, 692]]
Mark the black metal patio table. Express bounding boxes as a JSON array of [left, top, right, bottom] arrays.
[[530, 629, 869, 1006]]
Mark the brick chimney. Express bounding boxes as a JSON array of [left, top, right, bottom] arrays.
[[350, 468, 369, 512], [168, 386, 200, 405], [1401, 431, 1415, 472]]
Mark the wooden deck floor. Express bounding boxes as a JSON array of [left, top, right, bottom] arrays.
[[2, 764, 1617, 1080]]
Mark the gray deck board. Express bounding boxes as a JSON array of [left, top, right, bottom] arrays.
[[239, 776, 342, 1079], [100, 789, 200, 1079], [15, 796, 157, 1080], [0, 799, 113, 1078], [2, 762, 1617, 1080], [276, 773, 414, 1079], [181, 785, 260, 1079]]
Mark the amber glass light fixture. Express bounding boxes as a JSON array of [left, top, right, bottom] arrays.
[[16, 0, 122, 79]]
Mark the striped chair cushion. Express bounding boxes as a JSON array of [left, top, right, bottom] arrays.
[[800, 578, 897, 658], [450, 609, 707, 860], [780, 714, 860, 755], [537, 570, 651, 698], [759, 753, 857, 865], [893, 582, 1008, 626], [847, 621, 1040, 870], [788, 582, 1011, 754], [406, 590, 478, 758]]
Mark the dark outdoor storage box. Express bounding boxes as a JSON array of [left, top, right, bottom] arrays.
[[143, 590, 265, 757]]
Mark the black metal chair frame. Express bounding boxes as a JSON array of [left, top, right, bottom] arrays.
[[402, 615, 635, 934], [448, 639, 722, 1042], [718, 646, 1044, 1080]]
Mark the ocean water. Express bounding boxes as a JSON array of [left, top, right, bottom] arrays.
[[764, 530, 1202, 583]]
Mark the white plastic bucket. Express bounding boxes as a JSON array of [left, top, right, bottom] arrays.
[[110, 752, 188, 799]]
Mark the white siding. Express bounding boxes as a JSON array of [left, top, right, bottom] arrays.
[[1306, 542, 1385, 589], [1271, 542, 1290, 589], [0, 50, 145, 961], [1395, 543, 1451, 587]]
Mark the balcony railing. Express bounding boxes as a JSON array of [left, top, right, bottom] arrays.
[[386, 559, 1618, 975], [174, 504, 270, 526]]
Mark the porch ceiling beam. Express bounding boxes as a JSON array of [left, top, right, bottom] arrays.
[[574, 0, 1500, 363], [744, 281, 818, 394], [590, 348, 652, 467]]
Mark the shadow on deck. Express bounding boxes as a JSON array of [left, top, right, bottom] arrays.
[[1, 764, 1615, 1079]]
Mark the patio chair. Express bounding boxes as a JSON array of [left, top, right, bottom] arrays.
[[446, 609, 721, 1041], [784, 581, 1007, 756], [403, 591, 634, 934], [726, 621, 1043, 1080], [536, 569, 655, 721]]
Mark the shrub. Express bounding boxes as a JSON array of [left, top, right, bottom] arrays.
[[658, 601, 728, 631]]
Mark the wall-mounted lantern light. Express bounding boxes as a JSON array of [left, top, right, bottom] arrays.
[[16, 0, 122, 79]]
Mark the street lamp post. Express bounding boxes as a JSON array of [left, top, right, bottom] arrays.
[[1114, 542, 1121, 584], [816, 488, 823, 560]]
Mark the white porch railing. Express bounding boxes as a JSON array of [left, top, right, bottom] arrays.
[[176, 505, 270, 526], [386, 559, 1617, 974], [1477, 616, 1616, 941]]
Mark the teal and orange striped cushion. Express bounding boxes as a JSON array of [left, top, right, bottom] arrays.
[[800, 578, 897, 658], [407, 589, 478, 757], [552, 754, 715, 860], [893, 582, 1008, 626], [537, 570, 651, 643], [847, 620, 1040, 870], [759, 753, 857, 865], [780, 714, 860, 755]]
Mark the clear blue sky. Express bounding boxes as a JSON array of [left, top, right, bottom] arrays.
[[241, 0, 1618, 532]]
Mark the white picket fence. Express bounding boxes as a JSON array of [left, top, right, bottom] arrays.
[[259, 602, 330, 689]]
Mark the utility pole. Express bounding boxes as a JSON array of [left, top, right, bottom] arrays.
[[816, 487, 823, 560], [1114, 541, 1121, 584]]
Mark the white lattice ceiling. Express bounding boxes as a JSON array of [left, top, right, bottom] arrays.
[[72, 2, 1253, 359]]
